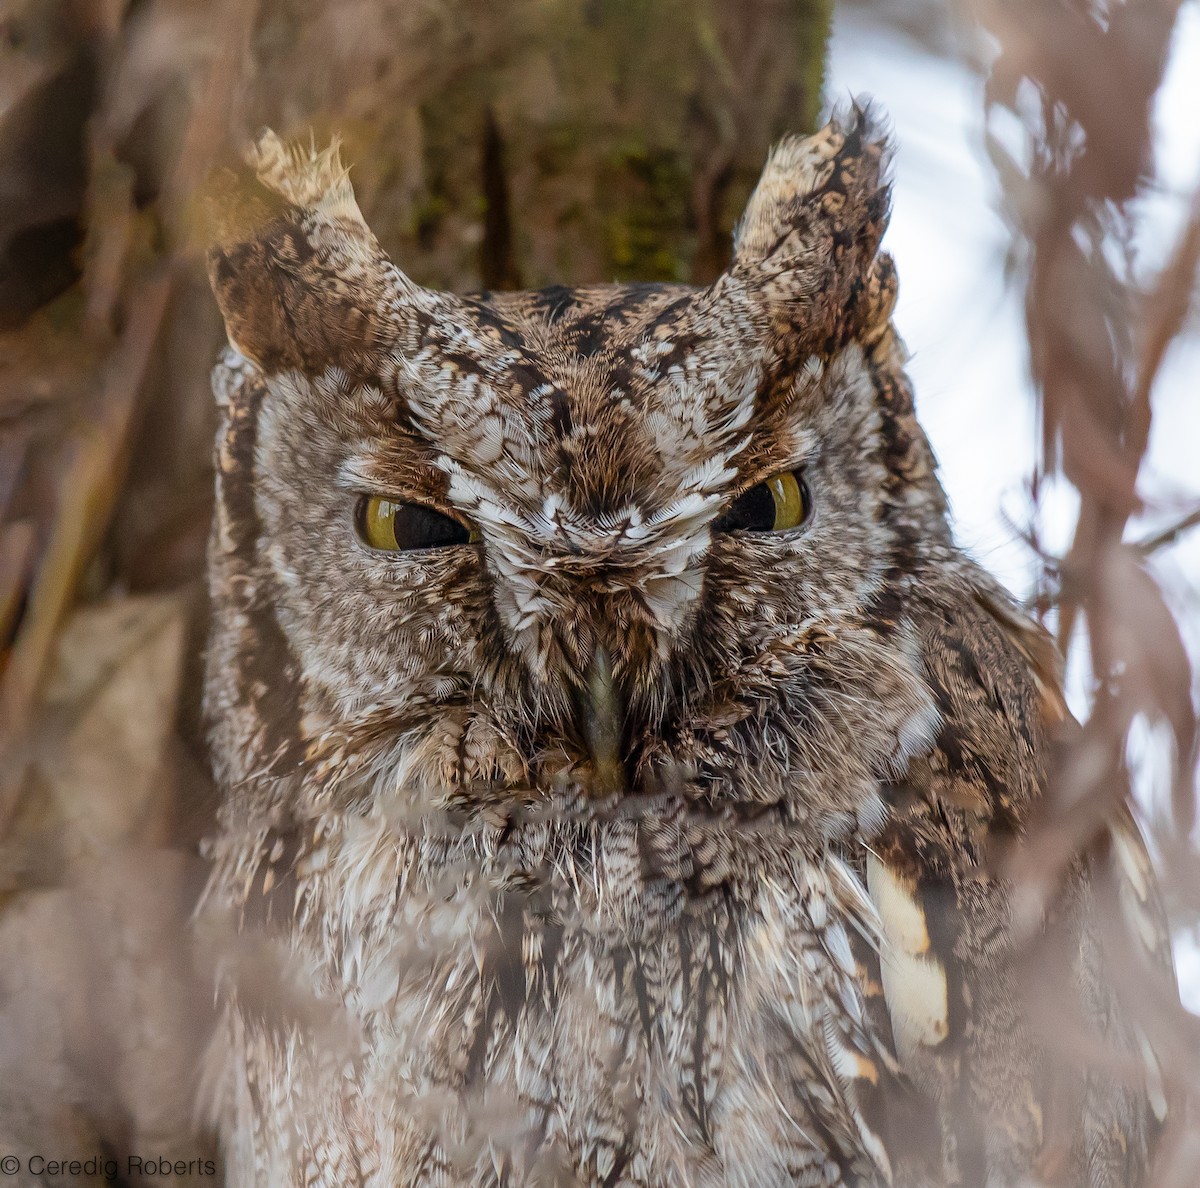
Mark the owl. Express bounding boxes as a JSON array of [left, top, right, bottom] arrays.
[[200, 105, 1177, 1186]]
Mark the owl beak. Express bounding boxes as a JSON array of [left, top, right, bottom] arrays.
[[576, 646, 629, 797]]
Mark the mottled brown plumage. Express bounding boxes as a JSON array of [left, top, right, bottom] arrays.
[[200, 107, 1174, 1185]]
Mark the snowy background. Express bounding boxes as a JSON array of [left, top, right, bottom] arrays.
[[829, 0, 1200, 1005]]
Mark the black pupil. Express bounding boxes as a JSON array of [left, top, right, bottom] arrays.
[[391, 504, 471, 550], [711, 482, 778, 533]]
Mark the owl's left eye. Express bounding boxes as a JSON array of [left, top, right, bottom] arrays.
[[356, 495, 474, 552], [712, 470, 812, 534]]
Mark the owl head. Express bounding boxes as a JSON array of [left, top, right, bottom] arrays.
[[206, 104, 949, 843]]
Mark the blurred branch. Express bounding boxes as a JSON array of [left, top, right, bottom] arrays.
[[0, 0, 261, 776], [0, 270, 172, 824], [163, 0, 260, 239], [1055, 173, 1199, 650], [1136, 504, 1200, 556], [1135, 181, 1200, 437]]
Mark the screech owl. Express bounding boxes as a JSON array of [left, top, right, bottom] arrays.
[[200, 105, 1177, 1186]]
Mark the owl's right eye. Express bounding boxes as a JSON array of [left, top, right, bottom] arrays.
[[356, 495, 474, 552]]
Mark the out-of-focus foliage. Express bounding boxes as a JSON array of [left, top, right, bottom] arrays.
[[967, 0, 1200, 1177], [0, 0, 830, 1176]]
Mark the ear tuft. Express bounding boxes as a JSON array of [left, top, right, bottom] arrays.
[[206, 130, 413, 378], [734, 99, 893, 266], [731, 100, 896, 356], [248, 129, 365, 226]]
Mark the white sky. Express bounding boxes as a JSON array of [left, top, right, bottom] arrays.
[[829, 2, 1200, 1006]]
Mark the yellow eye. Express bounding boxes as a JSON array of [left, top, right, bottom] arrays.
[[360, 495, 402, 550], [766, 471, 809, 531], [356, 495, 473, 552], [711, 470, 813, 534]]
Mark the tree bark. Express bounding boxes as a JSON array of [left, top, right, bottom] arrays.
[[250, 0, 832, 287]]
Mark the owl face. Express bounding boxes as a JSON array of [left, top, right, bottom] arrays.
[[209, 108, 948, 839]]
